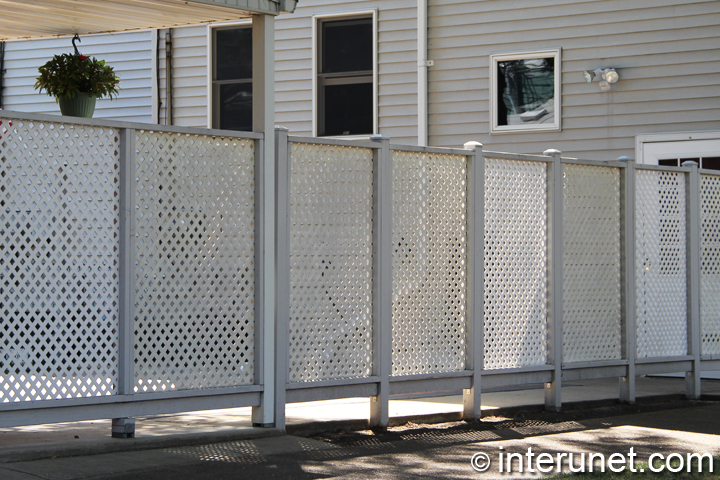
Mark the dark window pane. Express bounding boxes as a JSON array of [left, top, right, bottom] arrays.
[[216, 28, 252, 81], [322, 19, 372, 73], [701, 157, 720, 170], [322, 82, 372, 136], [219, 83, 252, 131], [497, 57, 554, 126], [658, 159, 679, 167]]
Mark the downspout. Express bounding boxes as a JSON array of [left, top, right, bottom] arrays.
[[417, 0, 430, 146], [0, 41, 5, 110], [165, 28, 173, 125]]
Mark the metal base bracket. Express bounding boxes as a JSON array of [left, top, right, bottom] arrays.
[[111, 417, 136, 439]]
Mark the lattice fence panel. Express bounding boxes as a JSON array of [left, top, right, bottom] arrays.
[[0, 118, 119, 402], [562, 164, 622, 363], [134, 131, 255, 392], [392, 151, 467, 376], [288, 143, 374, 383], [635, 170, 687, 358], [701, 174, 720, 355], [484, 158, 548, 369]]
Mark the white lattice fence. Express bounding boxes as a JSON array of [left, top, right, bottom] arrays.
[[562, 164, 622, 363], [483, 158, 548, 369], [133, 131, 256, 392], [288, 143, 374, 383], [391, 150, 467, 376], [0, 117, 120, 402], [635, 170, 687, 358], [701, 174, 720, 355]]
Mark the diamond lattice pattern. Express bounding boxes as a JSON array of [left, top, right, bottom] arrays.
[[484, 158, 548, 369], [701, 174, 720, 355], [288, 143, 374, 383], [0, 118, 119, 402], [133, 131, 255, 392], [392, 151, 467, 376], [635, 170, 687, 358], [563, 164, 622, 363]]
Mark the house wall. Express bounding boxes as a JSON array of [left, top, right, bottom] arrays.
[[2, 30, 155, 123], [427, 0, 720, 159], [272, 1, 419, 143], [157, 26, 210, 127], [2, 1, 719, 159]]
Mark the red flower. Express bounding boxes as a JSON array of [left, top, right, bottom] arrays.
[[80, 55, 88, 60]]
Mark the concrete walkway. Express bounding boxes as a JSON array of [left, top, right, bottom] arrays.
[[1, 395, 719, 479], [1, 376, 719, 465]]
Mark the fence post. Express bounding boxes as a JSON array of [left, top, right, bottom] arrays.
[[273, 127, 291, 430], [683, 160, 701, 399], [114, 127, 136, 438], [370, 134, 392, 428], [545, 149, 563, 412], [252, 131, 276, 427], [619, 157, 637, 404], [463, 142, 484, 421]]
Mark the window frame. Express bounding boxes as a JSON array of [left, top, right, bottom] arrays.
[[312, 9, 378, 138], [490, 48, 562, 134], [208, 21, 253, 131]]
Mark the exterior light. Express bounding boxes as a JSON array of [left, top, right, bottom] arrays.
[[583, 68, 620, 91], [603, 68, 619, 84]]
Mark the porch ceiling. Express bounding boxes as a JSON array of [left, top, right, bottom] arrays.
[[0, 0, 282, 41]]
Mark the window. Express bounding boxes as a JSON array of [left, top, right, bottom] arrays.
[[315, 14, 376, 137], [212, 26, 252, 131], [658, 157, 720, 170], [490, 49, 561, 133]]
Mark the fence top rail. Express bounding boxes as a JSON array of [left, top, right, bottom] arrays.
[[390, 144, 471, 157], [288, 135, 378, 149], [699, 168, 720, 176], [0, 109, 264, 140], [483, 150, 552, 163], [560, 158, 628, 168], [636, 163, 693, 173]]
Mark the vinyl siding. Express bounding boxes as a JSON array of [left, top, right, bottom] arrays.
[[158, 25, 210, 127], [2, 30, 155, 123], [155, 0, 419, 141], [275, 0, 418, 143], [3, 0, 717, 158], [427, 0, 720, 159]]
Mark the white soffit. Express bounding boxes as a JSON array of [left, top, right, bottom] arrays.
[[0, 0, 281, 40]]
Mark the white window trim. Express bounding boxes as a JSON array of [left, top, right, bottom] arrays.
[[312, 9, 378, 139], [206, 19, 252, 129], [490, 48, 562, 134], [636, 131, 720, 165]]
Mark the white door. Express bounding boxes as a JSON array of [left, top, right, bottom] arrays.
[[638, 133, 720, 168], [638, 133, 720, 380]]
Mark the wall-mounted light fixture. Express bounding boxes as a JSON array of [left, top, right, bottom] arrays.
[[583, 68, 620, 91]]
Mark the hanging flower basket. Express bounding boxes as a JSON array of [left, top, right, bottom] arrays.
[[34, 37, 120, 118], [58, 92, 97, 118]]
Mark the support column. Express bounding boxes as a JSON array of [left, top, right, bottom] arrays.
[[114, 128, 136, 438], [620, 158, 637, 403], [684, 160, 701, 399], [545, 149, 563, 412], [252, 14, 277, 427], [463, 142, 484, 421], [274, 127, 290, 430], [370, 135, 392, 429]]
